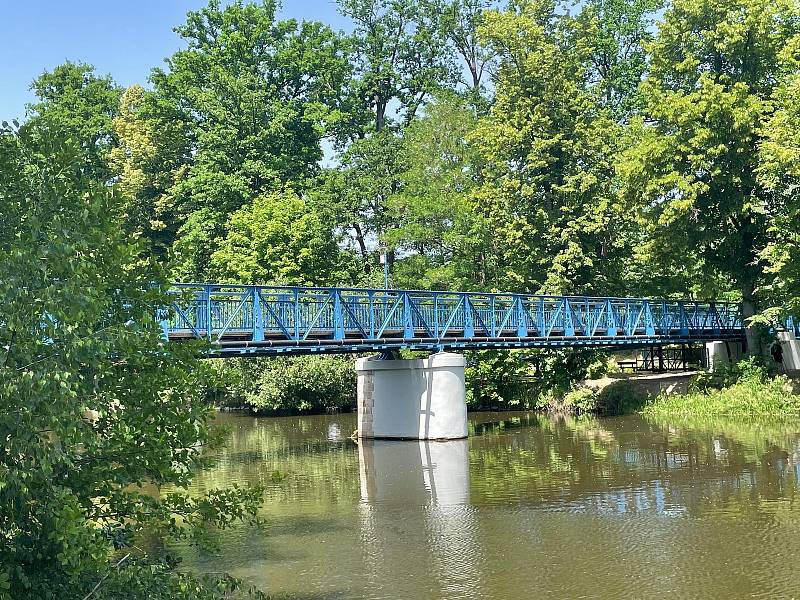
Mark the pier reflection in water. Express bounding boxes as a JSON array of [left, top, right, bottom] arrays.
[[176, 412, 800, 599]]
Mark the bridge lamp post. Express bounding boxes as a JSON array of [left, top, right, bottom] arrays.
[[380, 248, 389, 290]]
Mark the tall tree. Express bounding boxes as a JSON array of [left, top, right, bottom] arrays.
[[387, 94, 490, 289], [574, 0, 662, 122], [26, 61, 121, 182], [757, 33, 800, 321], [109, 84, 191, 254], [472, 0, 634, 294], [114, 0, 351, 279], [619, 0, 800, 349], [319, 130, 406, 279], [0, 123, 262, 599], [428, 0, 498, 101], [338, 0, 454, 133]]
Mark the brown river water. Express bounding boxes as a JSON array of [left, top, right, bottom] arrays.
[[175, 411, 800, 599]]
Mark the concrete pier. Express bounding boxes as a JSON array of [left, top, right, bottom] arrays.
[[355, 352, 467, 440], [705, 341, 744, 370], [777, 331, 800, 373]]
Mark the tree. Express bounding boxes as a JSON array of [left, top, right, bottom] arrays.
[[26, 61, 122, 182], [338, 0, 454, 133], [427, 0, 498, 102], [619, 0, 800, 349], [386, 94, 490, 289], [757, 34, 800, 321], [208, 189, 354, 285], [319, 130, 407, 280], [574, 0, 662, 122], [112, 0, 352, 279], [0, 122, 262, 598], [110, 84, 191, 254], [472, 0, 635, 294]]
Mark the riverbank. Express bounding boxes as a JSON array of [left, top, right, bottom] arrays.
[[553, 360, 800, 418], [641, 372, 800, 418]]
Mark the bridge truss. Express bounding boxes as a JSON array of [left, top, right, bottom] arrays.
[[162, 284, 745, 357]]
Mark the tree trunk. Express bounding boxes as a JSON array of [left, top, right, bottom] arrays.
[[353, 222, 370, 274], [741, 283, 760, 357]]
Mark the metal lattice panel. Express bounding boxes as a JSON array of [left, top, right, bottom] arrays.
[[162, 284, 746, 357]]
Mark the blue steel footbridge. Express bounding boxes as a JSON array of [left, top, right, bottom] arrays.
[[162, 283, 746, 357]]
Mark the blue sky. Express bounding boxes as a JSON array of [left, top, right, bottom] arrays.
[[1, 1, 350, 121]]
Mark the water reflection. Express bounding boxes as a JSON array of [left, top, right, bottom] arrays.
[[174, 412, 800, 599], [357, 440, 484, 599]]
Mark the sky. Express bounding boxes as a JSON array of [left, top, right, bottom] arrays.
[[0, 1, 351, 122]]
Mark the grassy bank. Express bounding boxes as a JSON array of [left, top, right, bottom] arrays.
[[642, 372, 800, 418], [556, 359, 800, 418]]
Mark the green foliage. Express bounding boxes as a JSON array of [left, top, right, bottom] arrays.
[[339, 0, 454, 132], [26, 61, 122, 182], [465, 350, 532, 408], [0, 122, 261, 597], [618, 0, 800, 341], [757, 33, 800, 319], [691, 356, 770, 391], [562, 387, 599, 414], [222, 356, 357, 413], [644, 373, 800, 418], [387, 94, 488, 289], [208, 189, 354, 285], [472, 0, 636, 294], [113, 0, 352, 279]]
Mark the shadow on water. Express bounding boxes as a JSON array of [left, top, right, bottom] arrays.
[[174, 410, 800, 599]]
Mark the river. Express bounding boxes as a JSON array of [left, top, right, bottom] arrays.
[[176, 411, 800, 599]]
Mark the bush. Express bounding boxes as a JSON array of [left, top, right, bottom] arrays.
[[644, 372, 800, 418], [220, 355, 357, 413], [465, 350, 531, 408], [692, 356, 769, 392], [563, 387, 598, 414]]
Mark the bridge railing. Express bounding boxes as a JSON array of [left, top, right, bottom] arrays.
[[162, 284, 744, 348]]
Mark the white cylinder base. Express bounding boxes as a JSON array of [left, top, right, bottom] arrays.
[[777, 331, 800, 372], [355, 352, 467, 440], [705, 341, 744, 371]]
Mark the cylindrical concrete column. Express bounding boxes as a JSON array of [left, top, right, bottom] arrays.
[[355, 352, 467, 440]]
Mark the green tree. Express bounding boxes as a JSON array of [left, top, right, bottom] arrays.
[[208, 189, 354, 285], [26, 61, 122, 182], [338, 0, 454, 133], [0, 122, 261, 598], [472, 0, 634, 294], [757, 34, 800, 321], [428, 0, 498, 103], [619, 0, 800, 349], [319, 130, 407, 281], [574, 0, 662, 122], [113, 0, 352, 279], [387, 94, 490, 289], [110, 84, 191, 254]]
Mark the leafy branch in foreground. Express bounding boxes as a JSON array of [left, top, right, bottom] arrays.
[[0, 122, 263, 597]]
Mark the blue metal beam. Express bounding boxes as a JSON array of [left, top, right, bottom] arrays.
[[163, 284, 746, 357]]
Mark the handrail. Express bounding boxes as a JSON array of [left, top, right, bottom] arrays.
[[161, 283, 745, 357]]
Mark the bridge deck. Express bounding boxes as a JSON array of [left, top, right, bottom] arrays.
[[162, 284, 745, 357]]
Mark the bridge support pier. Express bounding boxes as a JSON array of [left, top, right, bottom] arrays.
[[705, 341, 744, 371], [356, 352, 467, 440], [776, 331, 800, 373]]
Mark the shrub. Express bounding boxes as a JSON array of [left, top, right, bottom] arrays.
[[221, 355, 357, 413], [692, 356, 769, 392], [563, 387, 598, 414]]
